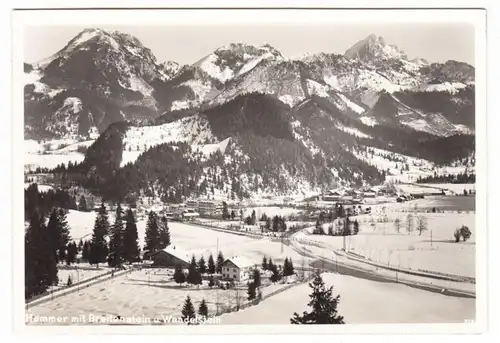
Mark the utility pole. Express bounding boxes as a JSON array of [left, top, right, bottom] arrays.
[[430, 229, 433, 248]]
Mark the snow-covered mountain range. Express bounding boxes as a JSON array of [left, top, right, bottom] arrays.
[[24, 29, 476, 199]]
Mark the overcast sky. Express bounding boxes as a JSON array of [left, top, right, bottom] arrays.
[[24, 23, 475, 65]]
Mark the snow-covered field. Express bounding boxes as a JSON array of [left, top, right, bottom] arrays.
[[220, 273, 475, 324], [65, 210, 304, 265], [55, 264, 111, 289], [26, 268, 296, 325], [297, 211, 475, 278]]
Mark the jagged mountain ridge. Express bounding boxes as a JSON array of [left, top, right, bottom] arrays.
[[25, 29, 475, 141]]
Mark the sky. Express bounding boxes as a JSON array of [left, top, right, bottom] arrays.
[[24, 23, 475, 66]]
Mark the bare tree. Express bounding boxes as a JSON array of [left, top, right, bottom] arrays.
[[394, 217, 402, 233], [416, 215, 428, 236], [405, 214, 414, 234]]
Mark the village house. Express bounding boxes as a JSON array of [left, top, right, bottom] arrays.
[[221, 256, 256, 282], [151, 246, 191, 268]]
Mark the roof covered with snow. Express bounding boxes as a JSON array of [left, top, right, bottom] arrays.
[[161, 245, 193, 264], [223, 256, 256, 269]]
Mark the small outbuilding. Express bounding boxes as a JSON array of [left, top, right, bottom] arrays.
[[152, 246, 191, 268]]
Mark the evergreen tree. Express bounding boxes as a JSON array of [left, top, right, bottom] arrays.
[[123, 209, 140, 263], [216, 251, 225, 274], [265, 217, 271, 231], [78, 195, 88, 212], [78, 239, 83, 252], [270, 264, 281, 283], [25, 212, 58, 299], [46, 208, 71, 263], [187, 256, 202, 285], [247, 281, 257, 300], [251, 210, 256, 225], [208, 275, 215, 288], [82, 240, 90, 261], [66, 242, 77, 265], [207, 254, 216, 274], [283, 257, 295, 276], [353, 220, 360, 235], [290, 273, 345, 324], [89, 204, 109, 267], [198, 299, 209, 318], [198, 256, 207, 274], [108, 203, 124, 267], [230, 210, 235, 220], [268, 257, 274, 272], [173, 264, 186, 285], [66, 275, 73, 287], [181, 296, 196, 324], [222, 202, 229, 220], [262, 256, 268, 270], [158, 216, 171, 249], [252, 268, 261, 288], [144, 211, 160, 254]]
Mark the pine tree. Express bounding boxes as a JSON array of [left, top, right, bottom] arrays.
[[270, 264, 281, 283], [89, 204, 109, 267], [67, 275, 73, 286], [251, 210, 256, 225], [46, 208, 71, 263], [288, 258, 294, 276], [123, 209, 140, 263], [198, 256, 207, 274], [247, 281, 257, 300], [283, 257, 290, 276], [78, 195, 88, 212], [82, 240, 90, 261], [208, 275, 215, 288], [78, 239, 83, 252], [173, 264, 186, 285], [108, 203, 124, 267], [222, 202, 229, 220], [291, 273, 345, 324], [353, 220, 359, 235], [158, 216, 171, 249], [207, 254, 216, 274], [187, 256, 202, 285], [66, 242, 77, 265], [216, 251, 224, 274], [25, 212, 58, 299], [252, 268, 261, 288], [262, 256, 268, 270], [181, 296, 196, 324], [268, 257, 274, 272], [198, 299, 209, 318], [144, 211, 160, 254]]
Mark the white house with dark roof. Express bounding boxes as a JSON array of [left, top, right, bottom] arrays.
[[221, 256, 256, 282]]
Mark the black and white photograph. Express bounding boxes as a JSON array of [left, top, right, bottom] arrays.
[[11, 7, 487, 333]]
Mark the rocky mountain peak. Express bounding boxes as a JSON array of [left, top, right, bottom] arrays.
[[345, 34, 408, 63]]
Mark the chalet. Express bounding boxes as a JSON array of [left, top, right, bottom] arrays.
[[152, 246, 191, 268], [220, 256, 256, 282]]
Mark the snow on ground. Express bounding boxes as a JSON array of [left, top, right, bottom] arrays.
[[336, 124, 372, 139], [66, 211, 304, 264], [336, 93, 365, 114], [297, 210, 475, 278], [198, 54, 234, 83], [192, 138, 231, 158], [419, 184, 476, 193], [121, 115, 217, 166], [24, 183, 53, 192], [55, 264, 111, 290], [306, 79, 330, 98], [241, 206, 304, 219], [220, 272, 474, 324], [359, 116, 378, 127], [278, 95, 296, 107], [25, 152, 85, 171], [27, 268, 296, 325]]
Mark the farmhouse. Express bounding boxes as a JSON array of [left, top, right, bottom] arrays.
[[151, 246, 191, 268], [221, 256, 256, 282]]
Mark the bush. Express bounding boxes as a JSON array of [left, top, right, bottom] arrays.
[[460, 225, 472, 242], [453, 228, 461, 242]]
